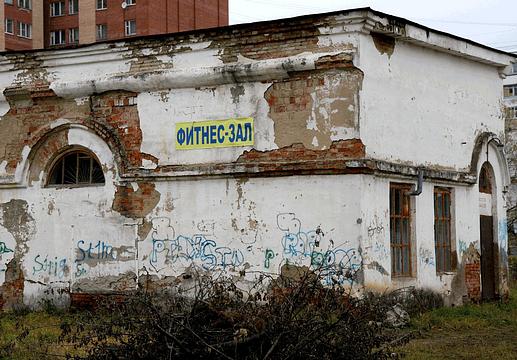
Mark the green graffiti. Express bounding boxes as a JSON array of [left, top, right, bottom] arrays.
[[264, 249, 275, 269], [311, 251, 325, 267], [0, 241, 13, 255]]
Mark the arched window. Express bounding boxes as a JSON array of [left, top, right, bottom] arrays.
[[48, 150, 105, 186]]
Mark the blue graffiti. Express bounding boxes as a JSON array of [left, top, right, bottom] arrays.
[[76, 240, 115, 262], [499, 219, 508, 250], [32, 255, 67, 279], [150, 217, 244, 271], [74, 240, 117, 278], [276, 213, 362, 285]]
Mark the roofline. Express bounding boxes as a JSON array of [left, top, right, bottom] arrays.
[[1, 6, 515, 60]]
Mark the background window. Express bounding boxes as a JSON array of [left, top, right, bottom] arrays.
[[126, 0, 135, 4], [508, 106, 517, 120], [50, 1, 65, 16], [48, 151, 105, 186], [124, 20, 136, 36], [18, 22, 31, 38], [390, 183, 412, 277], [5, 19, 14, 34], [69, 0, 78, 14], [5, 0, 13, 5], [50, 30, 65, 45], [504, 85, 517, 97], [18, 0, 31, 10], [96, 0, 107, 10], [69, 28, 79, 44], [434, 188, 453, 273], [96, 24, 107, 40]]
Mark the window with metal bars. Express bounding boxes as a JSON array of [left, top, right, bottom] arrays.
[[390, 183, 412, 277], [434, 188, 453, 273], [48, 150, 105, 186]]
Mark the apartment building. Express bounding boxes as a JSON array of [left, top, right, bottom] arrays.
[[0, 0, 228, 51]]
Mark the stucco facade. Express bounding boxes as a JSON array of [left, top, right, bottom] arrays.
[[0, 8, 514, 310]]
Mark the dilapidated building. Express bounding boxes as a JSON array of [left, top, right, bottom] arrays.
[[0, 8, 514, 310]]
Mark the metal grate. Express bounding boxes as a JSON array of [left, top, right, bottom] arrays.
[[390, 184, 412, 277], [48, 150, 105, 186], [434, 188, 452, 273]]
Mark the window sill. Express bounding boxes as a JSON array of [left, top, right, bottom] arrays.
[[46, 183, 106, 189], [436, 271, 456, 276], [5, 32, 14, 36], [50, 14, 66, 17], [17, 35, 32, 40], [96, 8, 107, 11], [391, 276, 417, 287]]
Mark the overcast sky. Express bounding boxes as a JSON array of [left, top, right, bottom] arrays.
[[229, 0, 517, 53]]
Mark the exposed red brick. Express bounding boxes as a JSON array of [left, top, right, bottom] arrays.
[[112, 182, 161, 219], [70, 292, 131, 310], [238, 140, 365, 163]]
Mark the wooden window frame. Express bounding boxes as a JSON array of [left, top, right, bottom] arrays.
[[434, 187, 454, 273], [390, 183, 413, 277]]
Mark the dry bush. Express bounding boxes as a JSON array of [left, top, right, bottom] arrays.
[[60, 268, 439, 360]]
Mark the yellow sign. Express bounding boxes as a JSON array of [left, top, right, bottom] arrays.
[[175, 118, 254, 150]]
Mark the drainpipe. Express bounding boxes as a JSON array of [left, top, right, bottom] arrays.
[[409, 168, 424, 196]]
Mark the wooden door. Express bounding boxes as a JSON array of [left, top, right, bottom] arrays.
[[480, 215, 496, 300]]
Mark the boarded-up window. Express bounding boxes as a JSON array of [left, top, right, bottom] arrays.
[[390, 184, 412, 277], [434, 188, 452, 273], [479, 166, 492, 194]]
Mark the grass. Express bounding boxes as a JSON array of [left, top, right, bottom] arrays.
[[396, 286, 517, 359]]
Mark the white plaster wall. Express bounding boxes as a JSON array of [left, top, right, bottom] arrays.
[[137, 175, 363, 286], [359, 175, 487, 301], [137, 82, 275, 166], [0, 172, 366, 303], [358, 34, 505, 170]]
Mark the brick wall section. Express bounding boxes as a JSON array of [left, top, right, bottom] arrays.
[[0, 88, 159, 179], [0, 0, 5, 51], [70, 292, 131, 310], [0, 88, 90, 173], [238, 140, 366, 164], [45, 0, 79, 48], [4, 1, 33, 50], [112, 182, 161, 219], [2, 0, 228, 50], [465, 262, 481, 302], [91, 91, 148, 168]]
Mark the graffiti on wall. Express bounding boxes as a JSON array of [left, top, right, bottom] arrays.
[[75, 240, 118, 277], [0, 241, 13, 276], [32, 254, 67, 279], [149, 217, 244, 272], [273, 213, 362, 285], [418, 247, 435, 269]]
